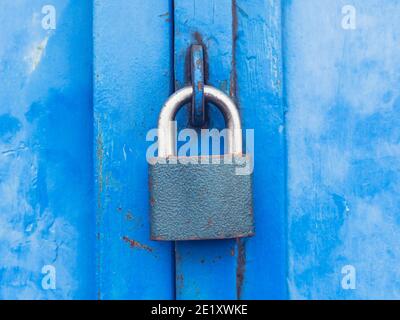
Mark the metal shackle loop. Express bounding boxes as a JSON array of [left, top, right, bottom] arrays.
[[157, 85, 242, 158]]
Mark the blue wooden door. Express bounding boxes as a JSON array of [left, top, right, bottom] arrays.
[[0, 0, 399, 300], [93, 0, 286, 300]]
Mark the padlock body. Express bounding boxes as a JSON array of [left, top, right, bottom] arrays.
[[149, 155, 254, 241]]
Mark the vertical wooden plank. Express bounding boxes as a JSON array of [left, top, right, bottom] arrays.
[[284, 0, 400, 299], [93, 0, 174, 299], [0, 1, 95, 299], [174, 0, 238, 300], [235, 0, 287, 299]]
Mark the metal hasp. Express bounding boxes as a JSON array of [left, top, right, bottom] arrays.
[[190, 44, 206, 127], [149, 85, 254, 241]]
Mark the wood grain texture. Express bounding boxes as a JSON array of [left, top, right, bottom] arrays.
[[236, 0, 287, 299]]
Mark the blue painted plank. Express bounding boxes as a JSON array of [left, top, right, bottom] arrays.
[[0, 1, 95, 299], [284, 0, 400, 299], [93, 0, 174, 299], [236, 0, 287, 299], [174, 0, 238, 300], [174, 0, 287, 300]]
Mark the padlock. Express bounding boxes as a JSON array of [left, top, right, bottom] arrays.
[[149, 85, 254, 241]]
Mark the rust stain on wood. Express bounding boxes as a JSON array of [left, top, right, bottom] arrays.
[[122, 236, 154, 253], [125, 211, 133, 220], [176, 273, 184, 292], [236, 238, 246, 299]]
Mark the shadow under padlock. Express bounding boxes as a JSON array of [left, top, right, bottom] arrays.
[[148, 85, 254, 241]]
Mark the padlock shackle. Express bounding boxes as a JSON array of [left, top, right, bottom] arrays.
[[157, 85, 243, 158]]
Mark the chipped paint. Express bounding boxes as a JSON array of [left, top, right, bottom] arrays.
[[125, 212, 133, 220], [122, 144, 127, 161], [25, 36, 49, 74]]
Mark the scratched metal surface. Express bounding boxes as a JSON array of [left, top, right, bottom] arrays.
[[284, 0, 400, 299], [0, 1, 95, 299], [93, 0, 174, 299], [174, 0, 287, 299]]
